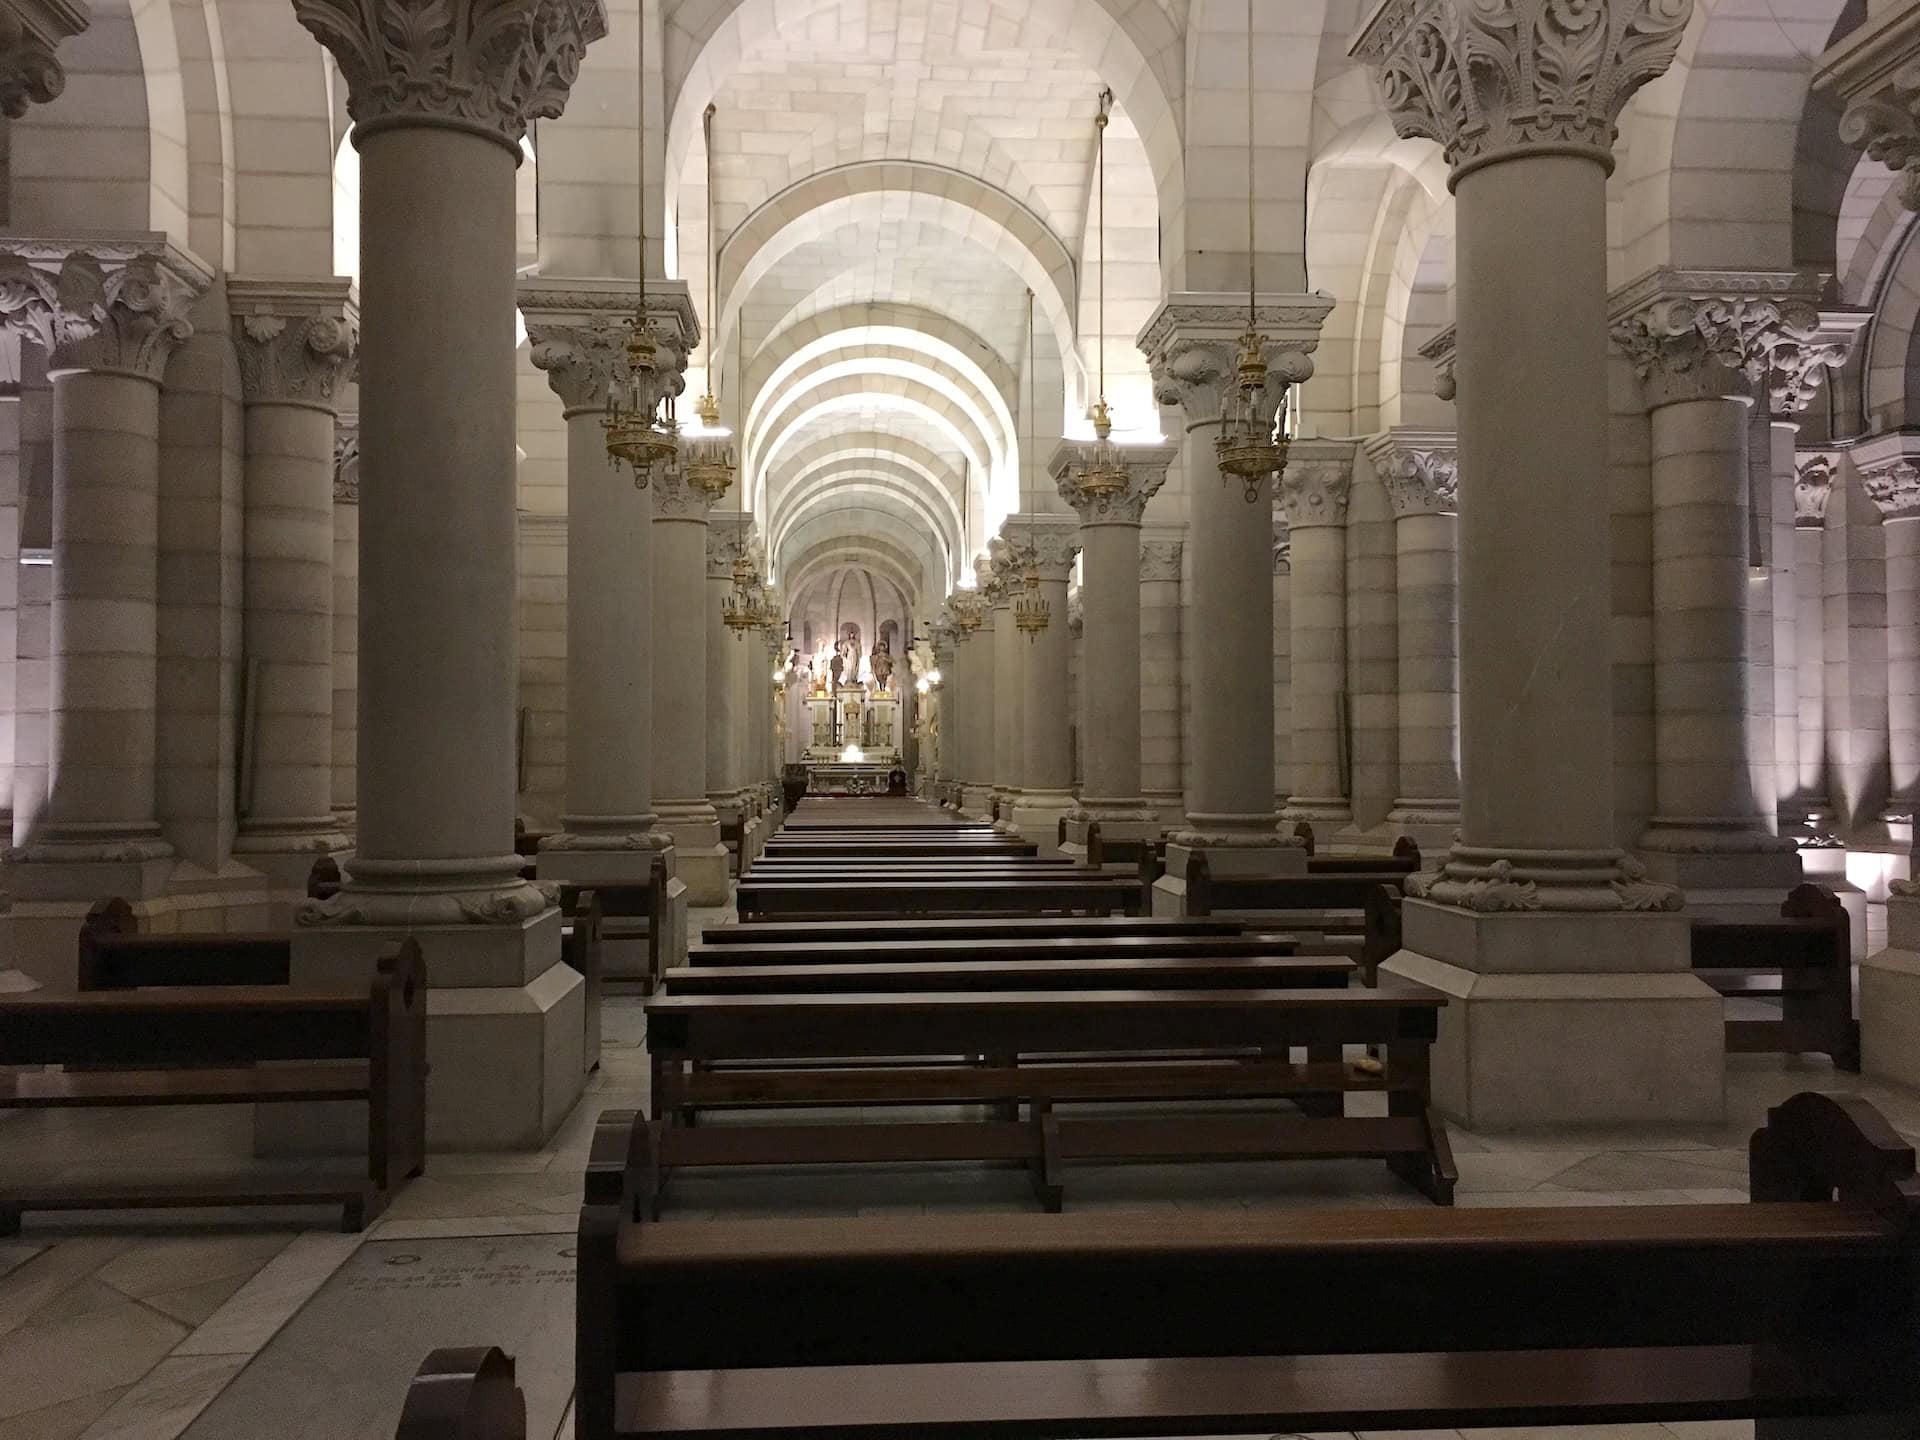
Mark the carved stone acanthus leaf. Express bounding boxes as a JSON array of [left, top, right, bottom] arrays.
[[526, 314, 629, 413], [334, 421, 361, 504], [1891, 877, 1920, 898], [230, 288, 358, 409], [1022, 527, 1081, 581], [537, 830, 671, 852], [1769, 333, 1853, 415], [1862, 456, 1920, 523], [1273, 520, 1291, 576], [1405, 846, 1684, 912], [1138, 539, 1183, 583], [1137, 296, 1332, 427], [1793, 453, 1833, 527], [0, 240, 209, 380], [292, 0, 610, 152], [1610, 291, 1821, 408], [1830, 51, 1920, 212], [651, 462, 720, 521], [1280, 458, 1353, 529], [706, 513, 755, 578], [1374, 444, 1459, 517], [1351, 0, 1695, 182], [1049, 439, 1176, 525]]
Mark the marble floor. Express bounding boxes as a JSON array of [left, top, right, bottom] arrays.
[[3, 904, 1916, 1440]]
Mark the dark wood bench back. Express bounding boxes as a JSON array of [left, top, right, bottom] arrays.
[[586, 1091, 1917, 1381], [395, 1348, 525, 1440], [78, 898, 292, 990], [1690, 881, 1848, 968], [309, 855, 343, 900], [1185, 853, 1408, 915]]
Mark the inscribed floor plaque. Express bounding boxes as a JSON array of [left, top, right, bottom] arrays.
[[182, 1234, 575, 1440]]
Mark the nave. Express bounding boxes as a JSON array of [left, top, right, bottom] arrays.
[[3, 798, 1917, 1439]]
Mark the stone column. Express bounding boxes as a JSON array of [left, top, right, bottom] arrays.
[[960, 583, 998, 818], [0, 239, 209, 932], [1138, 296, 1331, 902], [1368, 429, 1462, 853], [331, 419, 358, 828], [1138, 532, 1185, 828], [929, 620, 958, 806], [1051, 437, 1176, 858], [1273, 522, 1291, 814], [521, 280, 691, 968], [705, 512, 753, 865], [1354, 0, 1723, 1129], [1858, 437, 1920, 835], [1279, 443, 1354, 841], [650, 464, 729, 903], [292, 0, 607, 1150], [1791, 453, 1836, 831], [1610, 274, 1810, 910], [1010, 517, 1079, 846], [986, 539, 1024, 830], [226, 279, 356, 914]]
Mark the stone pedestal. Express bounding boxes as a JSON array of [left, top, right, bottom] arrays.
[[1862, 885, 1920, 1090], [650, 464, 728, 904], [1370, 430, 1462, 854], [1138, 292, 1331, 897], [228, 278, 357, 920], [520, 279, 691, 968], [290, 0, 610, 1147], [1352, 0, 1722, 1127]]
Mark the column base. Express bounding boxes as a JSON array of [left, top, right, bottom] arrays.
[[1387, 800, 1462, 859], [991, 789, 1021, 834], [1150, 838, 1309, 915], [281, 910, 583, 1150], [1638, 832, 1804, 920], [1011, 790, 1075, 851], [960, 783, 995, 820], [1861, 893, 1920, 1090], [231, 824, 354, 926], [1385, 899, 1725, 1129], [1143, 790, 1185, 834], [656, 802, 729, 906], [1281, 799, 1353, 853], [1060, 802, 1162, 866], [536, 838, 683, 979]]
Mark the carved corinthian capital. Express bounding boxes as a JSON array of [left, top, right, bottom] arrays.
[[1854, 433, 1920, 524], [1010, 516, 1080, 582], [1608, 270, 1826, 409], [706, 512, 755, 579], [651, 460, 720, 521], [294, 0, 609, 153], [1047, 436, 1177, 525], [1138, 538, 1183, 583], [518, 277, 698, 415], [229, 277, 358, 410], [1138, 293, 1333, 427], [1793, 452, 1833, 528], [1815, 7, 1920, 210], [335, 416, 361, 503], [1365, 428, 1459, 517], [1279, 443, 1356, 530], [1351, 0, 1693, 182], [0, 234, 211, 380], [0, 0, 89, 117]]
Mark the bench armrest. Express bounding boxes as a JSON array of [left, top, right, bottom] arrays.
[[395, 1347, 523, 1440], [1751, 1091, 1920, 1225]]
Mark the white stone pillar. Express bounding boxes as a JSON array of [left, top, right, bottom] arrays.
[[0, 239, 208, 920], [1792, 453, 1835, 830], [1273, 522, 1291, 815], [1610, 276, 1810, 907], [292, 0, 607, 1149], [1858, 437, 1920, 837], [1353, 0, 1723, 1129], [705, 513, 748, 855], [1138, 533, 1185, 828], [1369, 430, 1462, 853], [1051, 437, 1176, 856], [520, 280, 690, 967], [985, 541, 1024, 830], [331, 419, 358, 828], [929, 621, 957, 805], [1138, 295, 1331, 898], [650, 464, 729, 903], [1010, 518, 1079, 846], [961, 590, 997, 818], [227, 278, 356, 912], [1280, 444, 1354, 839]]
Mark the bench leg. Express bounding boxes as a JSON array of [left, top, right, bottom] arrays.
[[1296, 1043, 1344, 1119], [1027, 1103, 1064, 1213]]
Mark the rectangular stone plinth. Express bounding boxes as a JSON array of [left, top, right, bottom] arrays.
[[1639, 849, 1805, 920], [1150, 841, 1309, 916], [1011, 794, 1074, 853], [1387, 901, 1724, 1130], [537, 847, 680, 980], [284, 910, 583, 1150]]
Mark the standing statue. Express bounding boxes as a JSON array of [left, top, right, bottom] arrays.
[[829, 646, 846, 688], [869, 638, 894, 693]]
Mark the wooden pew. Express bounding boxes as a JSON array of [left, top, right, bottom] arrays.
[[395, 1348, 524, 1440], [1692, 882, 1859, 1071], [558, 888, 604, 1073], [684, 933, 1311, 968], [662, 954, 1354, 995], [78, 897, 291, 989], [701, 916, 1244, 945], [641, 983, 1452, 1209], [570, 1089, 1917, 1440], [1185, 850, 1409, 940], [555, 865, 666, 991], [735, 874, 1142, 920], [1, 940, 428, 1233]]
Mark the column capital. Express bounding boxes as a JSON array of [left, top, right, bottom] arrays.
[[0, 233, 212, 380], [1855, 432, 1920, 522], [1608, 268, 1827, 408], [1364, 427, 1459, 517], [1794, 449, 1835, 528], [0, 0, 88, 117], [294, 0, 608, 155], [1421, 325, 1457, 401], [335, 415, 360, 504], [1067, 586, 1084, 637], [1137, 292, 1333, 428], [998, 513, 1081, 582], [228, 276, 358, 411], [1771, 308, 1869, 416], [1139, 535, 1183, 583], [1814, 3, 1920, 209], [518, 277, 698, 415], [706, 511, 756, 578], [1350, 0, 1693, 185], [652, 460, 720, 521], [1048, 435, 1177, 525], [1273, 517, 1290, 576], [1279, 440, 1356, 529]]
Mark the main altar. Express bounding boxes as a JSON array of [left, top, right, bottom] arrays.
[[796, 638, 904, 794]]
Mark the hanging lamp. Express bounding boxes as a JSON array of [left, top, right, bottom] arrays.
[[1213, 0, 1290, 503], [1072, 88, 1128, 502], [603, 3, 678, 485], [1014, 290, 1050, 640], [687, 102, 739, 507]]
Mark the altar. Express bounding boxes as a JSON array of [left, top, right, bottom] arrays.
[[788, 635, 910, 789]]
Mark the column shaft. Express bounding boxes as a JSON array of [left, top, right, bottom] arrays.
[[1392, 510, 1461, 828], [1015, 574, 1073, 841], [1080, 523, 1142, 805], [331, 465, 358, 825], [1795, 520, 1828, 814], [1286, 523, 1349, 823], [966, 609, 996, 816], [991, 596, 1021, 821], [652, 493, 728, 903]]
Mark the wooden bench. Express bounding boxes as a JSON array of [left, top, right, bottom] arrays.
[[735, 875, 1142, 920], [563, 1088, 1914, 1440], [1184, 851, 1409, 952], [641, 983, 1452, 1209], [556, 867, 667, 990], [1693, 882, 1859, 1071], [663, 954, 1353, 995], [78, 897, 291, 989], [701, 916, 1245, 945], [395, 1348, 524, 1440], [684, 933, 1312, 968], [1, 940, 428, 1233], [558, 888, 604, 1073]]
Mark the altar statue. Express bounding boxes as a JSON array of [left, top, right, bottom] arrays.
[[869, 638, 894, 693], [829, 647, 845, 688]]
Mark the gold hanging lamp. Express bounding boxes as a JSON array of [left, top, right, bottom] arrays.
[[1213, 0, 1289, 503], [688, 102, 738, 507], [1072, 89, 1128, 502], [604, 2, 677, 486], [1014, 290, 1050, 640], [951, 461, 984, 633]]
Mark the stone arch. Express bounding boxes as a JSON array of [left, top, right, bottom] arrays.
[[765, 430, 968, 557], [772, 468, 958, 582], [757, 388, 995, 516], [785, 541, 927, 613], [1863, 217, 1920, 430]]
